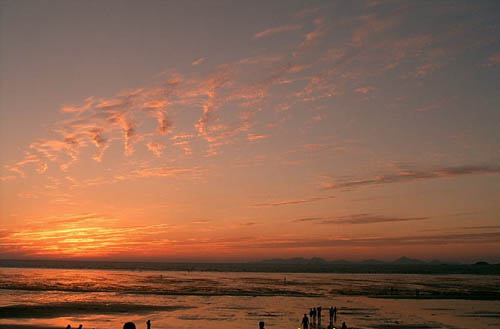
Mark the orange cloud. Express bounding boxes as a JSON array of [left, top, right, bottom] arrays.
[[354, 86, 375, 94], [0, 214, 177, 259], [146, 141, 165, 157]]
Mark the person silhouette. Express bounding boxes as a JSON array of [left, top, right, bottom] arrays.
[[147, 320, 151, 329], [329, 306, 334, 326], [333, 307, 337, 323], [341, 322, 347, 329], [302, 313, 309, 329], [65, 326, 71, 329], [317, 306, 322, 327], [259, 321, 265, 329], [123, 322, 136, 329], [312, 307, 317, 326]]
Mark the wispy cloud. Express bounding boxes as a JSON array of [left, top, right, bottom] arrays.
[[351, 13, 399, 45], [322, 165, 500, 190], [240, 232, 500, 249], [253, 195, 334, 207], [247, 134, 269, 142], [253, 24, 302, 39], [354, 86, 375, 94], [298, 17, 328, 50], [460, 225, 500, 230], [294, 213, 429, 224], [191, 57, 206, 66]]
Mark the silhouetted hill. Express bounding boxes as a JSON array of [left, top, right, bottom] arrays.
[[474, 261, 490, 266], [330, 259, 351, 264], [360, 259, 385, 264], [258, 257, 328, 265], [258, 257, 465, 266], [392, 256, 426, 265], [429, 259, 445, 265]]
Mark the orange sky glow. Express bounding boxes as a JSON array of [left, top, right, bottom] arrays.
[[1, 0, 499, 262]]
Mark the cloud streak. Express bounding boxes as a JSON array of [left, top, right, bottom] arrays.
[[239, 232, 500, 249], [294, 213, 429, 225], [322, 165, 500, 190], [253, 24, 302, 39], [253, 195, 334, 207]]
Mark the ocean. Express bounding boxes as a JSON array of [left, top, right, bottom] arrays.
[[0, 261, 499, 329]]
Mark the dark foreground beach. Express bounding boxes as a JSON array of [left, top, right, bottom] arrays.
[[0, 263, 499, 329]]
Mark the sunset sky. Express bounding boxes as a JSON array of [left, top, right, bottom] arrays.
[[1, 0, 499, 262]]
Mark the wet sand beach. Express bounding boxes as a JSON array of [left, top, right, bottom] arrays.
[[0, 267, 499, 329]]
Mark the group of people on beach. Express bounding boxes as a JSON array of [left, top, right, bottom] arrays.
[[301, 306, 348, 329], [65, 308, 349, 329], [65, 320, 150, 329]]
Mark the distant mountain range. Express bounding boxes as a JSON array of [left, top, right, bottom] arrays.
[[257, 256, 464, 265]]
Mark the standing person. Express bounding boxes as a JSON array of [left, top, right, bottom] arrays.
[[329, 306, 334, 327], [333, 307, 337, 323], [302, 314, 309, 329], [317, 306, 322, 327], [312, 307, 317, 327], [309, 308, 314, 325], [341, 322, 347, 329], [259, 321, 265, 329], [123, 323, 136, 329]]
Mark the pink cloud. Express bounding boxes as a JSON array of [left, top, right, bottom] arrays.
[[247, 134, 269, 142], [298, 17, 328, 50], [352, 13, 400, 45], [191, 57, 206, 66], [253, 24, 302, 39]]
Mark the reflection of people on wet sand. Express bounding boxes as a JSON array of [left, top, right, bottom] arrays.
[[302, 313, 309, 329]]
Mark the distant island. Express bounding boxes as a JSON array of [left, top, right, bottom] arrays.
[[257, 256, 461, 265], [0, 257, 498, 275]]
